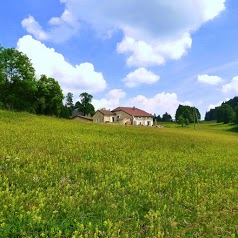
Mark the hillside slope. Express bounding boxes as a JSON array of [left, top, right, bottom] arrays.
[[1, 110, 238, 237]]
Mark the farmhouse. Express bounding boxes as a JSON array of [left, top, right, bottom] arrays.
[[93, 107, 153, 126]]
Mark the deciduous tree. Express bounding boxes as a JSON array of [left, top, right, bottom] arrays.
[[217, 104, 235, 124], [35, 75, 64, 116], [0, 47, 37, 111], [75, 92, 95, 116]]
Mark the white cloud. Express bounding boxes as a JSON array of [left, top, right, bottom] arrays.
[[49, 9, 75, 25], [21, 0, 226, 65], [117, 32, 192, 67], [128, 92, 191, 117], [21, 9, 80, 43], [17, 35, 107, 95], [93, 90, 193, 117], [21, 16, 49, 41], [123, 68, 160, 87], [92, 89, 126, 110], [197, 74, 223, 85], [222, 76, 238, 93]]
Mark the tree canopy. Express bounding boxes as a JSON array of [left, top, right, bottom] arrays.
[[216, 104, 235, 124], [0, 47, 37, 111], [0, 45, 65, 117], [205, 97, 238, 123], [35, 75, 64, 116], [175, 105, 201, 124], [162, 112, 172, 122], [75, 92, 95, 116]]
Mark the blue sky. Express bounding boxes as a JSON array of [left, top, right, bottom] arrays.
[[1, 0, 238, 119]]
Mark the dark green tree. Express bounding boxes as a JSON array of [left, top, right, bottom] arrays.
[[217, 104, 235, 124], [235, 106, 238, 124], [205, 97, 238, 121], [35, 75, 64, 116], [0, 47, 37, 111], [175, 105, 201, 123], [205, 108, 218, 121], [75, 92, 95, 116], [66, 92, 74, 108], [162, 112, 172, 122], [157, 115, 162, 122], [65, 92, 74, 116], [59, 104, 71, 119], [178, 115, 186, 127]]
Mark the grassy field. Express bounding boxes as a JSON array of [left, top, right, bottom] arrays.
[[1, 110, 238, 237]]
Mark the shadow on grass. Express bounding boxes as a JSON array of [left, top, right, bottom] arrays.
[[208, 122, 224, 127], [227, 125, 238, 133]]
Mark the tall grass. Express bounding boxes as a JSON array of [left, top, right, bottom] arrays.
[[0, 110, 238, 237]]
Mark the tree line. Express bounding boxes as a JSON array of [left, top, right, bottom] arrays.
[[205, 97, 238, 124], [0, 45, 94, 118], [1, 45, 238, 124], [154, 105, 201, 126]]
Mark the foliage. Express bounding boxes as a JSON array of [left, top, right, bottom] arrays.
[[75, 92, 95, 116], [1, 110, 238, 237], [224, 96, 238, 109], [235, 106, 238, 124], [154, 114, 162, 122], [35, 75, 64, 116], [205, 97, 238, 122], [0, 45, 65, 117], [66, 92, 74, 108], [216, 103, 235, 124], [178, 115, 186, 126], [59, 104, 71, 119], [162, 112, 172, 122], [0, 47, 37, 112], [65, 92, 74, 116], [205, 107, 218, 121], [175, 105, 201, 124]]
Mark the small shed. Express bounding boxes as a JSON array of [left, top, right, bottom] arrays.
[[71, 115, 93, 122]]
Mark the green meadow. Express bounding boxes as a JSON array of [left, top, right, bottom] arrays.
[[1, 110, 238, 237]]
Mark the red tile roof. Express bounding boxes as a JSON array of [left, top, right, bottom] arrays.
[[98, 110, 116, 115], [112, 107, 153, 117]]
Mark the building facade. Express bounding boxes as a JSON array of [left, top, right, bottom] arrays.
[[93, 107, 153, 126]]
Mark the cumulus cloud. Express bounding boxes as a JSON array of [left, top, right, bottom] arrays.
[[117, 32, 192, 67], [123, 68, 160, 87], [128, 92, 191, 117], [197, 74, 223, 85], [92, 89, 126, 110], [222, 76, 238, 93], [21, 0, 226, 65], [17, 35, 107, 95], [93, 90, 192, 117]]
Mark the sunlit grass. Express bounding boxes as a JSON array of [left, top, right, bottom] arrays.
[[0, 110, 238, 237]]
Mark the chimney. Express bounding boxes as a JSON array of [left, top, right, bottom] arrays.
[[133, 106, 135, 110]]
